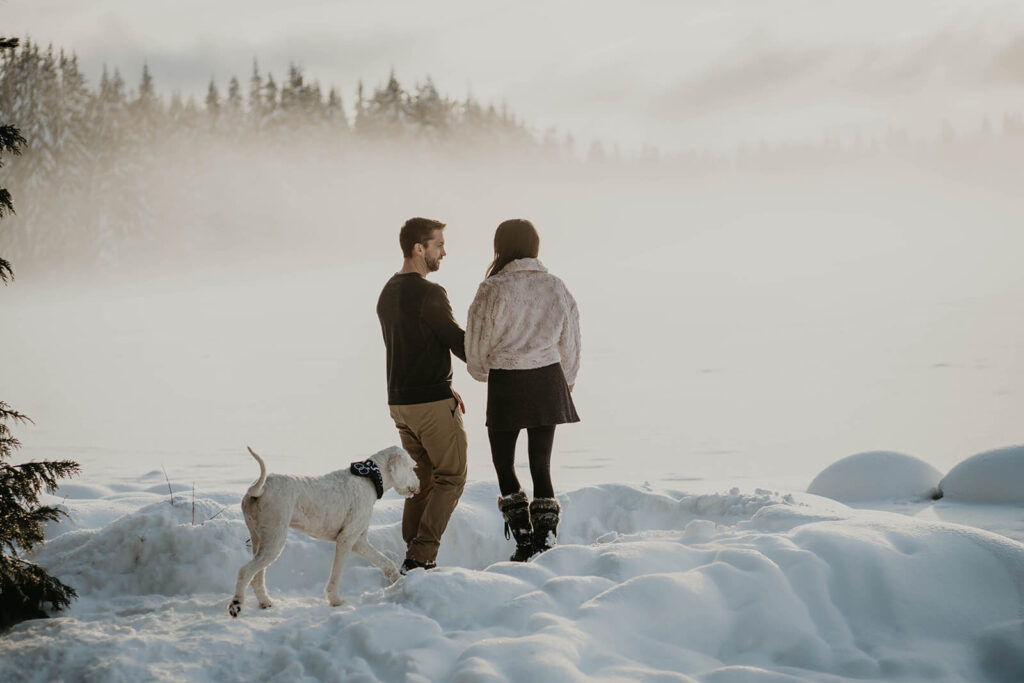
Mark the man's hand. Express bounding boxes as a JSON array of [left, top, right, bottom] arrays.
[[453, 389, 466, 414]]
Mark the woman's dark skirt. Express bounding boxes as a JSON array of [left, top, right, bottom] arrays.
[[486, 362, 580, 430]]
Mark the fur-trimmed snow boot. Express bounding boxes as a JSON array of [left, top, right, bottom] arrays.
[[530, 497, 561, 555], [498, 490, 534, 562]]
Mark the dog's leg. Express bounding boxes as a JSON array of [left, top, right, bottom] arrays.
[[229, 528, 287, 618], [353, 532, 401, 583], [252, 568, 272, 609], [325, 528, 360, 607], [246, 527, 272, 609]]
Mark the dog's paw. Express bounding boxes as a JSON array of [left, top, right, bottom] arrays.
[[228, 599, 242, 618], [327, 594, 345, 607], [384, 568, 401, 583], [258, 598, 273, 609]]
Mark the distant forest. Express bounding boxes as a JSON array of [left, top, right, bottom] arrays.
[[0, 39, 572, 269], [2, 38, 1024, 271]]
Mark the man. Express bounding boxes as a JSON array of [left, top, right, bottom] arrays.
[[376, 217, 468, 574]]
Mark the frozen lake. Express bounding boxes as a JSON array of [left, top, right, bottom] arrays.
[[4, 160, 1023, 493]]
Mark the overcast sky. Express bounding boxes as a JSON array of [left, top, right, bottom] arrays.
[[5, 0, 1024, 151]]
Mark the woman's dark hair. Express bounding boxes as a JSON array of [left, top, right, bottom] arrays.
[[486, 219, 540, 278]]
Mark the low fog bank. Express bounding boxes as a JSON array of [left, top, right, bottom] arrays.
[[3, 146, 1023, 488], [4, 127, 1024, 284]]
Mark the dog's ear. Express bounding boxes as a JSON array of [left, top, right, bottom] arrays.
[[381, 447, 401, 475]]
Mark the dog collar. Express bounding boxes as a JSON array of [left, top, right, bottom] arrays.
[[350, 459, 384, 499]]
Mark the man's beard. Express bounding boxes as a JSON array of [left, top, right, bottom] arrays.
[[425, 255, 441, 272]]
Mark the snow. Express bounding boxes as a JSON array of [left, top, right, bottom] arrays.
[[939, 445, 1024, 503], [3, 470, 1024, 682], [806, 451, 942, 502]]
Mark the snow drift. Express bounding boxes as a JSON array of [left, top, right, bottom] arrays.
[[2, 479, 1023, 682], [807, 451, 942, 502], [939, 445, 1024, 504]]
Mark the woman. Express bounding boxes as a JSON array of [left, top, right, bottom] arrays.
[[467, 219, 580, 562]]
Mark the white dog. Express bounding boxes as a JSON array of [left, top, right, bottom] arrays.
[[228, 445, 420, 617]]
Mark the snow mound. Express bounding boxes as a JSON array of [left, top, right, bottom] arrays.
[[31, 482, 797, 599], [6, 480, 1024, 682], [807, 450, 942, 502], [939, 444, 1024, 503]]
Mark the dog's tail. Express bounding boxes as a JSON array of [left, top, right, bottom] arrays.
[[245, 446, 268, 498]]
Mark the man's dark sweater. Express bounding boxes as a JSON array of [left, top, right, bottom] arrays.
[[377, 272, 467, 405]]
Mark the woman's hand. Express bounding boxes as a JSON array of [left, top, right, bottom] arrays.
[[568, 384, 574, 393]]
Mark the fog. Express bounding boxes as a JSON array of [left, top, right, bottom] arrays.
[[3, 140, 1022, 491]]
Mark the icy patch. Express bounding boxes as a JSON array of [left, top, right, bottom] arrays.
[[807, 450, 942, 502], [939, 444, 1024, 503]]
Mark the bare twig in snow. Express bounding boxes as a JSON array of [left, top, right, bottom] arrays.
[[162, 465, 173, 506]]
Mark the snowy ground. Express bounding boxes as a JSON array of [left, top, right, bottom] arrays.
[[1, 459, 1023, 682]]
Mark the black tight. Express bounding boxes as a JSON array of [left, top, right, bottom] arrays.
[[488, 425, 556, 498]]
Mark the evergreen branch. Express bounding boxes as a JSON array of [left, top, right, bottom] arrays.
[[0, 432, 23, 461], [0, 402, 33, 424], [0, 554, 77, 629], [0, 188, 14, 219], [0, 460, 81, 506], [0, 38, 19, 51], [0, 125, 26, 156], [0, 504, 67, 553], [0, 257, 12, 284]]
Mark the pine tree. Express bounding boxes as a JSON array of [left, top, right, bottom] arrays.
[[262, 74, 279, 131], [353, 80, 368, 137], [362, 70, 408, 140], [248, 59, 263, 130], [0, 37, 27, 280], [0, 122, 25, 280], [409, 78, 452, 142], [0, 35, 81, 630], [0, 403, 81, 630], [325, 87, 348, 133], [131, 62, 160, 142], [225, 76, 243, 131], [205, 78, 221, 129]]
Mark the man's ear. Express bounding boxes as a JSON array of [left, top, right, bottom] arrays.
[[412, 242, 424, 257]]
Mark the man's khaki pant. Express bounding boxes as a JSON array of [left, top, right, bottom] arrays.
[[389, 396, 468, 564]]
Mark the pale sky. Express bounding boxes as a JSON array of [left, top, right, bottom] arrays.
[[5, 0, 1024, 150]]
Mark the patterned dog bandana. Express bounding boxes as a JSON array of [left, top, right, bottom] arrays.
[[350, 459, 384, 499]]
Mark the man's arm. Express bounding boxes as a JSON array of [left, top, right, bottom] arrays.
[[422, 285, 467, 362]]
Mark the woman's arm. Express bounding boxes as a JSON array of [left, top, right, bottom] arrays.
[[466, 282, 494, 382], [558, 286, 581, 386]]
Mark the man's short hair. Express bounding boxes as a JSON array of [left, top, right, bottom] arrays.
[[399, 217, 446, 258]]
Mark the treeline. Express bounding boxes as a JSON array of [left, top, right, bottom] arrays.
[[0, 39, 572, 269], [590, 116, 1024, 173], [0, 38, 546, 152], [3, 37, 1023, 272]]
